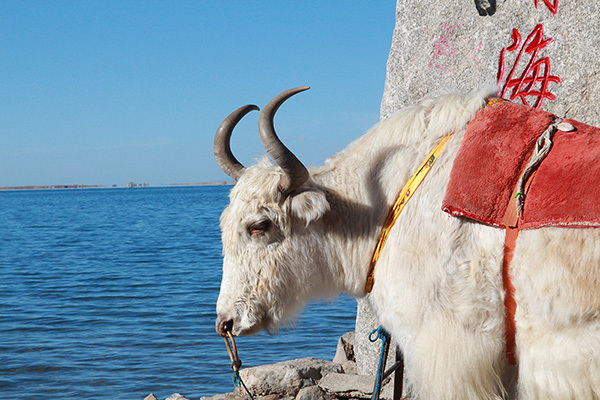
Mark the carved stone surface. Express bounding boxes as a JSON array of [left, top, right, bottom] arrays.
[[380, 0, 600, 124], [353, 299, 381, 375]]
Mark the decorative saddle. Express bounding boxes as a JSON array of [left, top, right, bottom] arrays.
[[443, 100, 600, 230]]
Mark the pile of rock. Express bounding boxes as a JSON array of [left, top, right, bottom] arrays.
[[145, 332, 399, 400], [145, 395, 189, 400]]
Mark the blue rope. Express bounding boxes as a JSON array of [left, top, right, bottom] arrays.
[[232, 370, 256, 400], [369, 326, 390, 400]]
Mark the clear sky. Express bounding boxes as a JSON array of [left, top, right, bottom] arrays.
[[1, 2, 397, 187]]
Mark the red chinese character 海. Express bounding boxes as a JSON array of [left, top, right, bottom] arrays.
[[534, 0, 559, 15], [497, 23, 562, 109]]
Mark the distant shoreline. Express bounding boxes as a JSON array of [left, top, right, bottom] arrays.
[[0, 182, 234, 191]]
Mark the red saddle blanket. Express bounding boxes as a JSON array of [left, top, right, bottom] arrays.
[[442, 101, 600, 229]]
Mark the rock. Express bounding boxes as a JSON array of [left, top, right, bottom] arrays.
[[295, 385, 332, 400], [144, 394, 158, 400], [166, 394, 189, 400], [319, 372, 373, 399], [319, 372, 394, 400], [259, 395, 294, 400], [333, 331, 355, 364], [340, 359, 357, 375], [237, 357, 343, 397], [199, 392, 245, 400]]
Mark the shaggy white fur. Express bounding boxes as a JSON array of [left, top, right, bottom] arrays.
[[215, 89, 600, 399]]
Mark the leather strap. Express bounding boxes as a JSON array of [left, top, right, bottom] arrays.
[[501, 151, 539, 364], [502, 227, 519, 365]]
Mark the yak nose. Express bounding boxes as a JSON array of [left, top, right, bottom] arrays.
[[216, 316, 233, 337]]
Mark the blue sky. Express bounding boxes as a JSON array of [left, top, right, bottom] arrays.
[[1, 2, 396, 186]]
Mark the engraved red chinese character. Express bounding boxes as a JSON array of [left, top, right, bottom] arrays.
[[428, 23, 460, 73], [497, 23, 562, 109], [534, 0, 559, 15], [428, 23, 482, 75]]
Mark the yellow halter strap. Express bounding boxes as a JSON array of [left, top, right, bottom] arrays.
[[364, 133, 454, 293]]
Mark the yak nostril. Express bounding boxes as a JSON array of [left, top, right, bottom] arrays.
[[217, 318, 234, 337], [223, 319, 233, 333]]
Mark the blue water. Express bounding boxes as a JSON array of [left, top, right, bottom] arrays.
[[0, 186, 357, 399]]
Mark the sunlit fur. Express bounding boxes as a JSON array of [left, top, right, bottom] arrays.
[[216, 89, 600, 399]]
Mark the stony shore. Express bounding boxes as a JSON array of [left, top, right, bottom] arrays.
[[144, 332, 399, 400]]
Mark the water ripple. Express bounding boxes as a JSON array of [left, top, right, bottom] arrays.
[[0, 186, 356, 399]]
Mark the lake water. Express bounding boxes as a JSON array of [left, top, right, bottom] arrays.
[[0, 186, 357, 399]]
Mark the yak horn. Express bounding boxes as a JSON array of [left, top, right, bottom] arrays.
[[258, 87, 310, 195], [214, 104, 259, 180]]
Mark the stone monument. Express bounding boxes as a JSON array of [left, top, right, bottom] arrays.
[[356, 0, 600, 376]]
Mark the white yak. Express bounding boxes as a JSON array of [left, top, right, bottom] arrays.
[[213, 87, 600, 400]]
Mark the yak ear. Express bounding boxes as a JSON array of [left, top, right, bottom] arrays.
[[288, 187, 330, 225]]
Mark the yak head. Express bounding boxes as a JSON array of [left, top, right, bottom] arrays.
[[214, 87, 333, 337]]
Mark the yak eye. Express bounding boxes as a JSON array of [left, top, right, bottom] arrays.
[[248, 220, 271, 235]]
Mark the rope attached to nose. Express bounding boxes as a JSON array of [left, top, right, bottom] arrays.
[[223, 330, 256, 400]]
